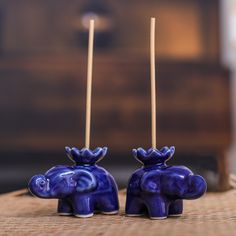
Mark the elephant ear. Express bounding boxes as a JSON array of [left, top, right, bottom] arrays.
[[72, 169, 97, 193], [140, 171, 161, 193]]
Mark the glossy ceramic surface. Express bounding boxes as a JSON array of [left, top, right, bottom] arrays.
[[126, 146, 207, 220], [29, 147, 119, 218]]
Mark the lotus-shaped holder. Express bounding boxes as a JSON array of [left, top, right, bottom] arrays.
[[133, 146, 175, 166], [65, 147, 107, 165]]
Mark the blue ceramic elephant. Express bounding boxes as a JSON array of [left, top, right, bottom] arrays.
[[29, 147, 119, 218], [125, 146, 207, 219]]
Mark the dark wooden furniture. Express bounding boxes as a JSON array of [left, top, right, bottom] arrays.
[[0, 55, 231, 190], [0, 0, 220, 60], [0, 0, 231, 191]]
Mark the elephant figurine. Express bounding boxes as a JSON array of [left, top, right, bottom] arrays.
[[125, 146, 207, 220], [28, 147, 119, 218]]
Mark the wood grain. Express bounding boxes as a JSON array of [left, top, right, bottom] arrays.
[[0, 56, 230, 154]]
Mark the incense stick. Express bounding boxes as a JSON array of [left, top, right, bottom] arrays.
[[85, 19, 95, 149], [150, 17, 156, 149]]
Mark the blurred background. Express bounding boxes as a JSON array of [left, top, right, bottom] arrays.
[[0, 0, 235, 193]]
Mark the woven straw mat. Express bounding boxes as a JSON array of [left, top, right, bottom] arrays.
[[0, 189, 236, 236]]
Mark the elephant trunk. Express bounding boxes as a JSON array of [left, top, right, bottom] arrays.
[[184, 175, 207, 199], [28, 175, 51, 198]]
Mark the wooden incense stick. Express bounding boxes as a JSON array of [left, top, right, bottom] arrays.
[[85, 19, 95, 149], [150, 17, 156, 149]]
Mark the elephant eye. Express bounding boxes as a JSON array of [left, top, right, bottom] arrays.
[[38, 180, 46, 188]]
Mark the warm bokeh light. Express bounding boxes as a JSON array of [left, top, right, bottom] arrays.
[[0, 0, 234, 193]]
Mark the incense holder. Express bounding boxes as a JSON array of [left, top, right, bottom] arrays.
[[28, 147, 119, 218], [125, 146, 207, 220]]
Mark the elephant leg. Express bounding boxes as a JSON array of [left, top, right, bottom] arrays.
[[73, 196, 94, 218], [143, 195, 168, 220], [125, 194, 145, 216], [98, 193, 119, 215], [57, 198, 73, 216], [168, 200, 183, 216]]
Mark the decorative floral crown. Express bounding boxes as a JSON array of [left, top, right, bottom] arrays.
[[65, 147, 107, 165], [132, 146, 175, 166]]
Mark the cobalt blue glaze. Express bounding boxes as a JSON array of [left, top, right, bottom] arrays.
[[28, 147, 119, 218], [65, 146, 107, 165], [126, 146, 207, 220]]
